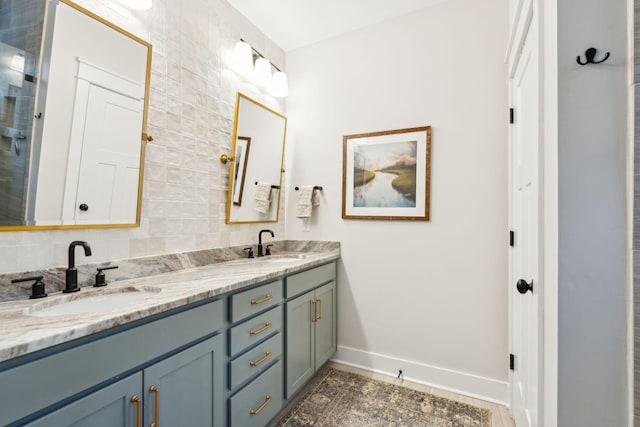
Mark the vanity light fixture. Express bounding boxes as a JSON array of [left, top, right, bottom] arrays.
[[232, 39, 288, 98]]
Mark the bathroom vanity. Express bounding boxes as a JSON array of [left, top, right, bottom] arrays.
[[0, 250, 338, 427]]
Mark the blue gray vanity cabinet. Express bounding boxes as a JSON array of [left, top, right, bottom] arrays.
[[24, 335, 223, 427], [285, 264, 337, 399], [0, 298, 224, 427]]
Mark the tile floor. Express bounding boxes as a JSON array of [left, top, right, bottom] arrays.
[[272, 362, 515, 427]]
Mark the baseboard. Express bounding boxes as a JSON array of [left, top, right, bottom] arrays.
[[331, 345, 509, 406]]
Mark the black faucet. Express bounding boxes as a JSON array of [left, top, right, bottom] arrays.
[[257, 229, 274, 257], [64, 241, 92, 293]]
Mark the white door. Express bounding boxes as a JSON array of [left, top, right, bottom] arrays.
[[74, 84, 142, 224], [509, 17, 540, 427]]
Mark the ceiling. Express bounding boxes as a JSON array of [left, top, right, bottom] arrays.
[[226, 0, 448, 52]]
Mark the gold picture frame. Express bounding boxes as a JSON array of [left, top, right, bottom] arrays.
[[342, 126, 431, 220], [232, 136, 251, 206]]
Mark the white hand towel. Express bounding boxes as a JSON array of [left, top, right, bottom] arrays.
[[296, 186, 314, 218], [312, 188, 321, 206], [255, 182, 272, 214]]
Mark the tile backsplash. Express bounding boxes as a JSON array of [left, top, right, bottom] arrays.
[[0, 241, 339, 301], [0, 0, 287, 274]]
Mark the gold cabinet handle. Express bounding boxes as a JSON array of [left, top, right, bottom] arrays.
[[249, 351, 272, 367], [311, 299, 318, 322], [249, 395, 272, 415], [317, 298, 322, 321], [251, 294, 272, 305], [131, 395, 141, 427], [250, 322, 272, 335], [149, 385, 159, 427]]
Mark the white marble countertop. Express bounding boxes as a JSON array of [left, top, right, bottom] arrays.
[[0, 250, 339, 363]]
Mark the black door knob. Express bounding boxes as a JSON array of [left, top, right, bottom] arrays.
[[516, 279, 533, 294], [79, 203, 89, 211]]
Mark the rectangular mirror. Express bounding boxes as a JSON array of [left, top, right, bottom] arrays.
[[225, 93, 287, 224], [0, 0, 152, 231]]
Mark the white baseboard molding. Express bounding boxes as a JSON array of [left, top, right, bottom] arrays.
[[331, 345, 509, 406]]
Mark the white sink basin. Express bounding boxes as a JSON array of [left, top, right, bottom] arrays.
[[26, 286, 161, 317], [258, 253, 314, 263]]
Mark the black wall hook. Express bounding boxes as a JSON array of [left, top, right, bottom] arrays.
[[577, 47, 610, 65]]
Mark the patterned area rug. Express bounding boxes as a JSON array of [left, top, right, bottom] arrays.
[[276, 367, 491, 427]]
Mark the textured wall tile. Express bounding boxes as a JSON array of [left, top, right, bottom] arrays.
[[1, 0, 286, 272]]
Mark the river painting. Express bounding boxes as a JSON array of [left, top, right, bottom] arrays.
[[353, 140, 417, 208]]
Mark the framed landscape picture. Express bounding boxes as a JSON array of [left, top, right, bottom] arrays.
[[342, 126, 431, 220]]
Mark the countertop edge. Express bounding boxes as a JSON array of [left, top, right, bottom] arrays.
[[0, 252, 339, 364]]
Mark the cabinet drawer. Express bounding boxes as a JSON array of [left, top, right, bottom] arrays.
[[229, 305, 282, 357], [285, 262, 335, 298], [230, 280, 282, 323], [229, 333, 282, 390], [229, 360, 283, 427]]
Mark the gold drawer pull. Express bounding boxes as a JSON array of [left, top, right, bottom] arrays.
[[311, 299, 318, 322], [251, 294, 273, 305], [131, 395, 141, 427], [149, 385, 159, 427], [250, 351, 272, 367], [316, 297, 322, 321], [250, 322, 272, 335], [249, 395, 272, 415]]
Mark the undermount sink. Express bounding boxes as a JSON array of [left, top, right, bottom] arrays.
[[259, 253, 314, 262], [26, 286, 161, 317]]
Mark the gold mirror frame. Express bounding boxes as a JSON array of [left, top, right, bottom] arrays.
[[225, 93, 287, 224], [0, 0, 152, 232]]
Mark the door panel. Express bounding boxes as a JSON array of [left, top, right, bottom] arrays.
[[285, 291, 314, 398], [314, 281, 336, 368], [24, 372, 142, 427], [510, 17, 540, 427], [73, 84, 142, 224], [144, 335, 223, 427]]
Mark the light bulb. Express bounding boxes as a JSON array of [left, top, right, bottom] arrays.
[[232, 41, 253, 76], [253, 57, 272, 88], [271, 71, 288, 98]]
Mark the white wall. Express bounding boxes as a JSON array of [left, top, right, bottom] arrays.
[[285, 0, 510, 402], [0, 0, 286, 272], [557, 0, 629, 425]]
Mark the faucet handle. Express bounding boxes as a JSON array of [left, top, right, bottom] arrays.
[[265, 244, 274, 256], [95, 265, 118, 287], [244, 247, 255, 259], [12, 276, 47, 299]]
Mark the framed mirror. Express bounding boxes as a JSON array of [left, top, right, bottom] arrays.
[[225, 93, 287, 224], [0, 0, 152, 231]]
